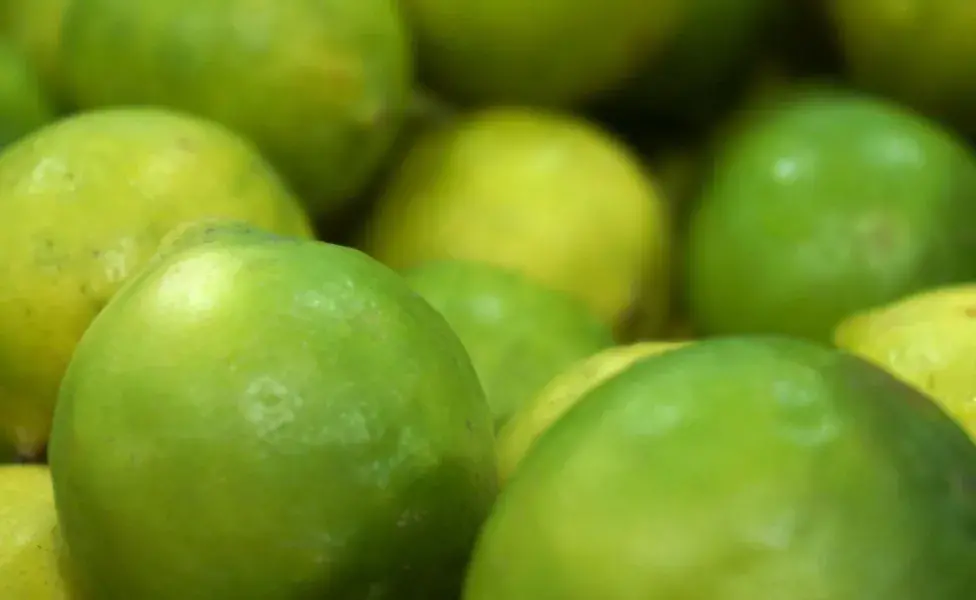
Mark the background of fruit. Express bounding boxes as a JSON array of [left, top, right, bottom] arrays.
[[2, 0, 976, 598]]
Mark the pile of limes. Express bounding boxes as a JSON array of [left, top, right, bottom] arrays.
[[1, 1, 976, 599]]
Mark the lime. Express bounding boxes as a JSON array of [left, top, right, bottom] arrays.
[[49, 237, 497, 599], [834, 283, 976, 439], [60, 0, 412, 216], [686, 90, 976, 342], [0, 107, 312, 458], [465, 336, 976, 600], [0, 465, 72, 600], [361, 106, 670, 337]]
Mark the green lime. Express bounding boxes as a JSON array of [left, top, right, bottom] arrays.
[[0, 465, 72, 600], [686, 90, 976, 342], [464, 336, 976, 600], [60, 0, 412, 217], [49, 238, 497, 599]]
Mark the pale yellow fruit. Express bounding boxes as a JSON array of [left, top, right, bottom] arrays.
[[834, 283, 976, 439], [0, 464, 71, 600], [496, 340, 688, 485], [0, 107, 313, 457], [360, 107, 671, 337]]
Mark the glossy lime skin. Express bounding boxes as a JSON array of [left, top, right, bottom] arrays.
[[464, 336, 976, 600], [827, 0, 976, 136], [686, 92, 976, 342], [49, 239, 497, 600]]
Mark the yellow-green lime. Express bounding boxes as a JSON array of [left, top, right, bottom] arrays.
[[361, 106, 670, 336], [0, 465, 73, 600], [0, 107, 313, 458], [834, 283, 976, 439], [60, 0, 413, 217]]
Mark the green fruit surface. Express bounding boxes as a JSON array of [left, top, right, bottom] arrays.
[[50, 238, 497, 600], [464, 336, 976, 600], [687, 91, 976, 342], [405, 260, 614, 429], [60, 0, 413, 216]]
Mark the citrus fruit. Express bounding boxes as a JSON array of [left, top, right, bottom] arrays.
[[400, 0, 679, 106], [49, 236, 497, 600], [496, 340, 687, 485], [686, 90, 976, 343], [464, 336, 976, 600], [404, 260, 614, 429], [60, 0, 412, 217], [0, 107, 313, 458], [360, 107, 671, 337], [834, 283, 976, 439], [0, 465, 72, 600], [0, 41, 56, 148], [827, 0, 976, 135]]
